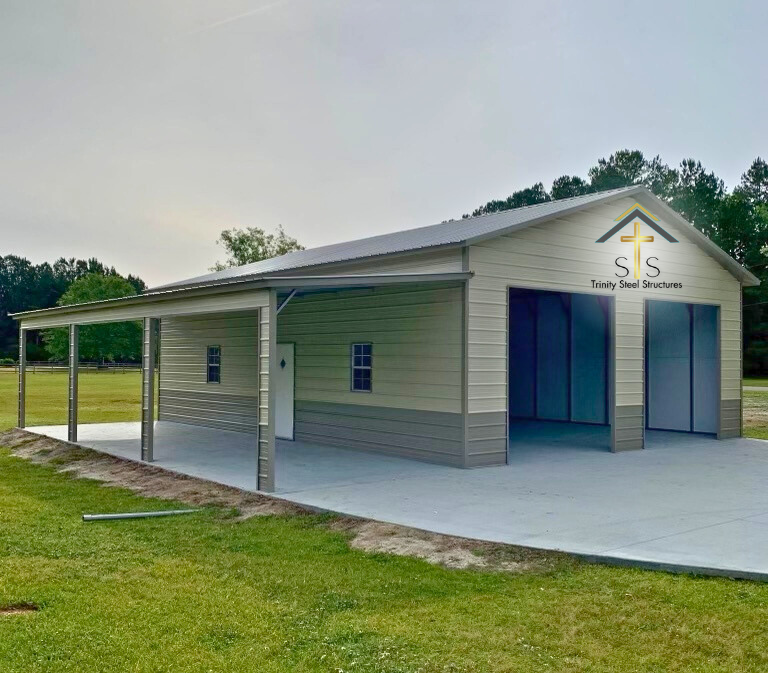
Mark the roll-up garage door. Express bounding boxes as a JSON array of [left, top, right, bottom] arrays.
[[536, 294, 569, 420], [508, 289, 610, 425], [571, 294, 609, 424], [646, 301, 718, 433]]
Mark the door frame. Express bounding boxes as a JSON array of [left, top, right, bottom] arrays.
[[276, 342, 296, 440], [505, 285, 616, 460]]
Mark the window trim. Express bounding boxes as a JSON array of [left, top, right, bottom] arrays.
[[350, 342, 372, 393], [206, 345, 221, 384]]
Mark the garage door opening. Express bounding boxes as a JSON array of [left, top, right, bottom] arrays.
[[508, 288, 613, 454], [646, 300, 719, 434]]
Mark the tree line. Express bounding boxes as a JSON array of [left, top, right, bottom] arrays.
[[0, 257, 145, 362]]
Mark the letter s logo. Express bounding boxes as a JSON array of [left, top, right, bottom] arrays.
[[645, 257, 660, 278], [615, 257, 629, 278]]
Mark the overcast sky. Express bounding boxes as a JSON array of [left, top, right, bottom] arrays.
[[1, 1, 766, 287]]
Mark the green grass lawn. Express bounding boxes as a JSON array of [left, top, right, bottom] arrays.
[[744, 377, 768, 387], [2, 442, 768, 672], [743, 390, 768, 439], [2, 373, 768, 671], [0, 370, 145, 428]]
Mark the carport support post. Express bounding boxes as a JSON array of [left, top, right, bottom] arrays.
[[141, 317, 158, 462], [17, 327, 26, 428], [68, 324, 79, 442], [257, 292, 277, 492]]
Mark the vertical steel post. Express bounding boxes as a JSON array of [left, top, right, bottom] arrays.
[[257, 295, 277, 491], [68, 324, 79, 442], [18, 328, 26, 428], [141, 318, 157, 462]]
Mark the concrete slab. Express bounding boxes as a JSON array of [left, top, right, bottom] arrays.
[[26, 420, 768, 579]]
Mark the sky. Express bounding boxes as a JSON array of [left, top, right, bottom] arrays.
[[1, 1, 766, 287]]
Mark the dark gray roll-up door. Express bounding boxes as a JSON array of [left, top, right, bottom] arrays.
[[508, 289, 610, 426], [536, 294, 569, 420], [647, 301, 692, 431], [646, 300, 718, 433], [571, 294, 608, 424]]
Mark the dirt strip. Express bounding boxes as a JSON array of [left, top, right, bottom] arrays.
[[1, 428, 569, 574]]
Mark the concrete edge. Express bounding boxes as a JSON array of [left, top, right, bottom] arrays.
[[7, 427, 768, 583], [574, 553, 768, 583]]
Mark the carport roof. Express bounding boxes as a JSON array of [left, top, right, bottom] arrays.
[[10, 272, 472, 325]]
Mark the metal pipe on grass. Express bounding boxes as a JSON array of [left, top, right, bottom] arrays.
[[82, 509, 200, 522]]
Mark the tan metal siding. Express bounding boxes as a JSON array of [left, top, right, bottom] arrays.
[[467, 196, 742, 438], [719, 399, 741, 439], [294, 400, 464, 465], [277, 284, 463, 414], [466, 411, 506, 466], [159, 311, 260, 433]]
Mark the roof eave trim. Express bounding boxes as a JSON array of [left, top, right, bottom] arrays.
[[265, 272, 472, 289]]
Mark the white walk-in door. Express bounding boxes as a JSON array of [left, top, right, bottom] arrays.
[[275, 343, 295, 440]]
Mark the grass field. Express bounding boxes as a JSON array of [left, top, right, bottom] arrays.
[[744, 377, 768, 387], [0, 370, 145, 428], [2, 372, 768, 671], [743, 389, 768, 439]]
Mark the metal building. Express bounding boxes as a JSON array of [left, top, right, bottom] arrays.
[[12, 186, 758, 492]]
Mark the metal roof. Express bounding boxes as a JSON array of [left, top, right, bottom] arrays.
[[152, 186, 646, 291], [12, 184, 758, 327]]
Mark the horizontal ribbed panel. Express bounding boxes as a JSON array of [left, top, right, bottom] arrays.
[[294, 400, 463, 465]]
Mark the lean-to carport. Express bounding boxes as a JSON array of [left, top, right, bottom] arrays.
[[12, 272, 471, 492]]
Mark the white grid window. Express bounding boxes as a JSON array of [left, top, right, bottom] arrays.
[[351, 343, 372, 392], [207, 345, 221, 383]]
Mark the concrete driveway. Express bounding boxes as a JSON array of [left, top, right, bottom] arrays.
[[28, 421, 768, 579]]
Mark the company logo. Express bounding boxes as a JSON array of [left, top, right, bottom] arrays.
[[596, 203, 678, 279]]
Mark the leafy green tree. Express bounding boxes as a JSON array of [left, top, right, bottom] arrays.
[[588, 149, 649, 191], [211, 226, 304, 271], [733, 159, 768, 375], [464, 182, 550, 218], [0, 256, 41, 358], [668, 159, 725, 239], [43, 274, 142, 362], [737, 157, 768, 206], [551, 175, 591, 200], [643, 155, 679, 199], [0, 255, 146, 360]]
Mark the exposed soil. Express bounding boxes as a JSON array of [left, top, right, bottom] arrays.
[[0, 428, 305, 519], [1, 428, 568, 574], [330, 518, 569, 572], [0, 603, 39, 616]]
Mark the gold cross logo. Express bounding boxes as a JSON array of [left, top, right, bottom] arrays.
[[620, 222, 654, 279]]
